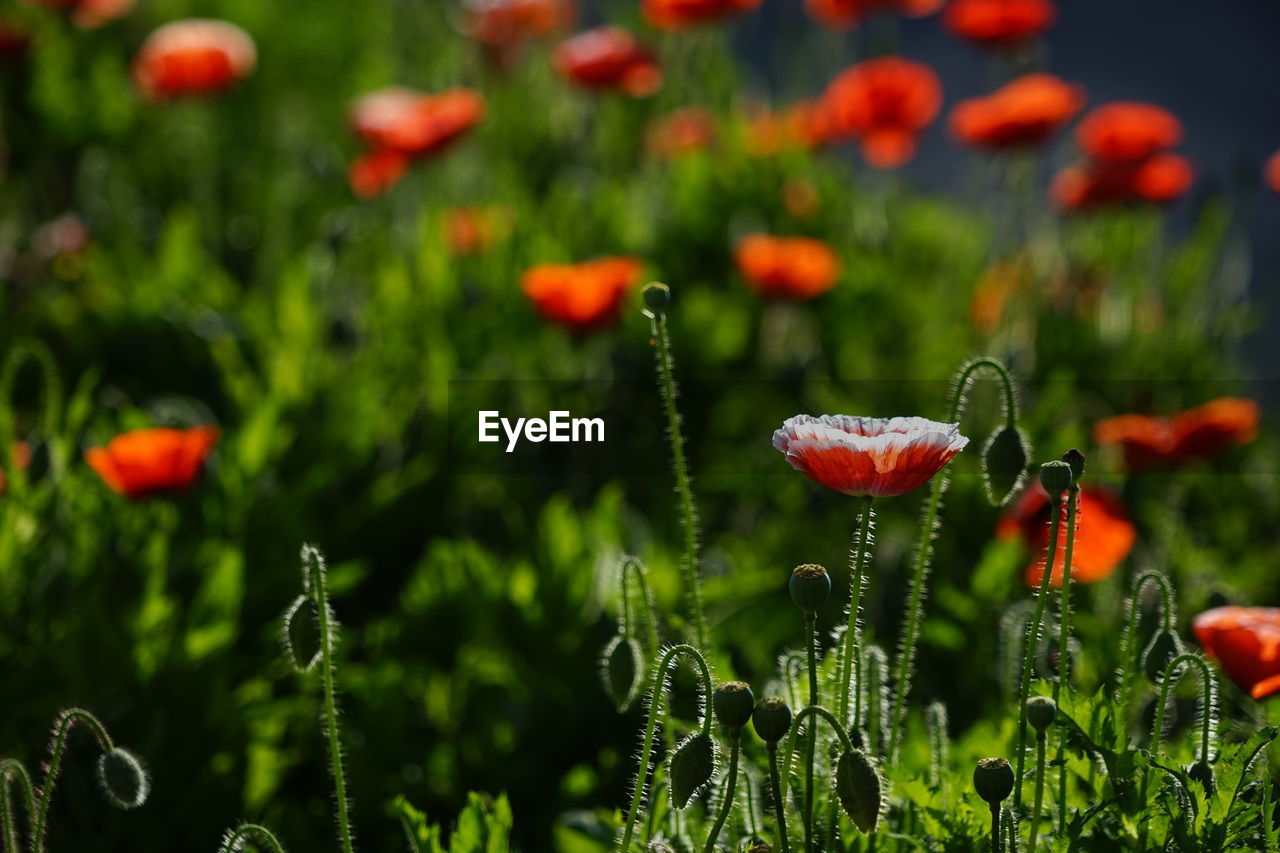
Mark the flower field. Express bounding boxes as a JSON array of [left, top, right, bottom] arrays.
[[2, 1, 1279, 852]]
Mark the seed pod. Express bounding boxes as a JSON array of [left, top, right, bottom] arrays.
[[1062, 449, 1086, 485], [789, 564, 831, 615], [982, 426, 1030, 507], [1038, 461, 1073, 497], [643, 282, 671, 314], [835, 749, 882, 834], [1143, 631, 1185, 684], [973, 757, 1015, 806], [1188, 760, 1215, 794], [1026, 696, 1057, 736], [600, 635, 643, 712], [281, 594, 322, 673], [713, 681, 755, 732], [752, 697, 792, 745], [669, 732, 716, 809], [96, 747, 150, 810]]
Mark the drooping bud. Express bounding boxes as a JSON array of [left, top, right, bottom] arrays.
[[789, 564, 831, 615], [642, 282, 671, 315], [1143, 631, 1185, 684], [1188, 760, 1215, 794], [981, 426, 1030, 507], [600, 634, 643, 712], [835, 749, 882, 834], [752, 697, 792, 746], [973, 757, 1015, 807], [713, 681, 755, 733], [281, 594, 322, 673], [1026, 696, 1057, 736], [669, 732, 716, 809], [1038, 461, 1072, 497], [1062, 448, 1086, 485], [96, 747, 150, 810]]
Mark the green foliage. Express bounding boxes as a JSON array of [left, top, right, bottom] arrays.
[[395, 793, 513, 853]]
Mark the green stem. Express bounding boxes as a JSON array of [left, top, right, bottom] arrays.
[[990, 805, 1001, 853], [1151, 654, 1216, 763], [768, 747, 792, 853], [1013, 493, 1064, 812], [618, 644, 714, 852], [803, 614, 819, 853], [703, 735, 741, 853], [621, 557, 662, 663], [743, 769, 760, 838], [32, 708, 114, 853], [1, 760, 35, 853], [1028, 734, 1047, 853], [836, 498, 875, 735], [649, 309, 706, 649], [220, 824, 288, 853], [780, 706, 857, 805], [1265, 773, 1277, 853], [1115, 571, 1175, 745], [1052, 487, 1079, 833]]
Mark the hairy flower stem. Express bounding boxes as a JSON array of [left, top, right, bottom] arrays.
[[836, 497, 875, 736], [1013, 494, 1064, 812], [803, 614, 820, 853], [1151, 654, 1215, 764], [618, 644, 714, 853], [703, 734, 741, 853], [33, 708, 114, 853], [888, 358, 1018, 765], [1028, 733, 1047, 853], [767, 746, 792, 853], [621, 557, 662, 663], [1051, 487, 1079, 833], [1115, 571, 1175, 745], [780, 706, 857, 804], [220, 824, 288, 853], [1, 760, 35, 853], [649, 307, 706, 649], [990, 804, 1001, 853]]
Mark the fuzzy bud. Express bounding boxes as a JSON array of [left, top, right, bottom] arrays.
[[973, 757, 1015, 807], [669, 732, 716, 809], [1062, 448, 1086, 485], [789, 564, 831, 615], [96, 747, 150, 810], [1143, 631, 1185, 684], [752, 697, 792, 745], [282, 594, 322, 673], [982, 426, 1030, 507], [1026, 696, 1056, 736], [835, 749, 882, 834], [642, 282, 671, 315], [600, 635, 643, 712], [713, 681, 755, 733], [1038, 461, 1073, 497]]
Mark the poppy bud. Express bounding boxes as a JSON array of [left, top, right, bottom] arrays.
[[642, 282, 671, 315], [669, 732, 716, 809], [835, 749, 883, 834], [752, 697, 792, 745], [281, 594, 321, 673], [1026, 696, 1056, 736], [973, 757, 1015, 806], [1038, 460, 1073, 497], [1143, 630, 1185, 684], [1062, 448, 1086, 485], [600, 634, 643, 712], [713, 681, 755, 733], [96, 747, 150, 810], [789, 563, 831, 615], [981, 425, 1029, 507], [1188, 760, 1215, 793]]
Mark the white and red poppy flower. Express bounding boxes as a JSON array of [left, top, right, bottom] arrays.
[[772, 414, 968, 498], [132, 19, 256, 100]]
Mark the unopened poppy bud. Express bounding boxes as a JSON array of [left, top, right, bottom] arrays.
[[669, 732, 716, 809], [1026, 696, 1056, 735], [1038, 460, 1073, 496], [713, 681, 755, 733], [789, 563, 831, 615], [600, 634, 643, 712], [752, 697, 792, 745], [1062, 448, 1086, 485], [96, 747, 150, 810], [981, 425, 1029, 507], [642, 282, 671, 314], [1143, 630, 1185, 684], [1188, 760, 1215, 793], [973, 757, 1015, 806], [835, 749, 883, 834]]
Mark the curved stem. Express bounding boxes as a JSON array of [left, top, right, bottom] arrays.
[[1, 760, 35, 853], [948, 358, 1018, 427], [1013, 494, 1064, 812], [703, 735, 741, 853], [1028, 734, 1047, 853], [621, 557, 662, 662], [649, 310, 706, 648], [1116, 570, 1176, 743], [803, 614, 819, 853], [1151, 654, 1216, 763], [781, 706, 857, 804], [836, 498, 875, 734], [768, 747, 792, 853], [220, 824, 288, 853], [33, 708, 114, 853], [1052, 487, 1079, 832], [618, 644, 714, 852]]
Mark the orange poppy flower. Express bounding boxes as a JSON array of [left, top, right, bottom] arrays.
[[745, 101, 829, 156], [350, 88, 485, 159], [1094, 397, 1259, 471], [442, 205, 511, 255], [949, 74, 1084, 150], [1051, 154, 1193, 211], [1264, 150, 1280, 195], [735, 234, 840, 301], [805, 0, 942, 30], [348, 149, 409, 199], [646, 107, 717, 158], [998, 485, 1135, 588], [773, 415, 968, 498], [132, 19, 256, 101], [521, 257, 643, 332], [0, 442, 32, 495], [642, 0, 762, 29], [1194, 607, 1280, 700], [1076, 102, 1182, 165], [552, 27, 662, 97], [86, 426, 219, 500], [819, 57, 942, 169], [462, 0, 574, 46], [942, 0, 1055, 47]]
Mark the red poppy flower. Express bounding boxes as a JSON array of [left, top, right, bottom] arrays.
[[348, 149, 409, 199], [942, 0, 1055, 47], [805, 0, 942, 31], [86, 426, 219, 500], [819, 57, 942, 169], [1194, 607, 1280, 700], [642, 0, 762, 30], [1076, 102, 1182, 165], [745, 101, 829, 156], [1094, 397, 1259, 471], [998, 485, 1135, 588], [735, 235, 840, 301], [1264, 150, 1280, 196], [350, 88, 486, 159], [1051, 154, 1193, 211], [773, 415, 968, 498], [949, 73, 1084, 150], [552, 27, 662, 97], [647, 107, 717, 158], [462, 0, 574, 46], [0, 442, 32, 495], [132, 19, 256, 101], [521, 257, 643, 332]]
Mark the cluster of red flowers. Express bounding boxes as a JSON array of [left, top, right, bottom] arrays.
[[1093, 397, 1259, 471], [1051, 102, 1194, 210], [950, 73, 1084, 150], [521, 257, 643, 332]]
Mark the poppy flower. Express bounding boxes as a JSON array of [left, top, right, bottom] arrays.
[[552, 27, 662, 97], [942, 0, 1055, 47], [350, 88, 486, 159], [462, 0, 574, 47], [1194, 607, 1280, 700], [86, 426, 219, 500], [1076, 102, 1182, 165], [949, 74, 1084, 150], [745, 101, 829, 156], [642, 0, 762, 30], [348, 149, 409, 199], [772, 415, 968, 498], [805, 0, 943, 31], [1051, 154, 1194, 211], [819, 57, 942, 169], [735, 234, 840, 301], [1093, 397, 1260, 471], [0, 442, 32, 495], [521, 257, 643, 332], [998, 484, 1135, 588], [646, 107, 716, 158], [132, 19, 256, 101], [1266, 150, 1280, 196], [442, 205, 511, 255]]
